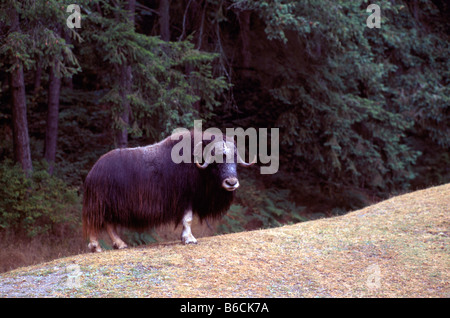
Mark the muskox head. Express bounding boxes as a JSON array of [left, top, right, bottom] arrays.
[[193, 137, 255, 192]]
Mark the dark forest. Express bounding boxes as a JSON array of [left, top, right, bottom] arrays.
[[0, 0, 448, 271]]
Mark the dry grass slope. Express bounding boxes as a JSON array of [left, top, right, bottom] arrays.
[[1, 183, 449, 297]]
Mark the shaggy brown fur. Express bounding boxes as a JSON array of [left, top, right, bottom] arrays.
[[82, 131, 238, 241]]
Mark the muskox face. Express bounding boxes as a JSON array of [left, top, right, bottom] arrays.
[[194, 139, 254, 192], [206, 161, 239, 191]]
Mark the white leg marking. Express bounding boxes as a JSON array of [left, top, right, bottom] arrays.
[[181, 210, 197, 244], [88, 233, 102, 253], [106, 224, 128, 249]]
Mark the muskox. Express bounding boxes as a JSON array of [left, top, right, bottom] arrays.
[[82, 130, 254, 252]]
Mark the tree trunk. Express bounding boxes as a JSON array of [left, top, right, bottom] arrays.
[[115, 0, 135, 148], [159, 0, 170, 41], [116, 63, 132, 148], [9, 5, 32, 174], [240, 10, 252, 78], [44, 60, 62, 174], [11, 64, 33, 174], [33, 64, 42, 97], [62, 31, 73, 90], [128, 0, 136, 25], [196, 0, 207, 49]]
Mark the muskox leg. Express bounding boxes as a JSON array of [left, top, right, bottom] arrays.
[[181, 210, 197, 244], [88, 233, 103, 253], [106, 224, 128, 250]]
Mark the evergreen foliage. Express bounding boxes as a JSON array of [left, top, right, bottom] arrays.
[[224, 0, 448, 196], [79, 0, 229, 140], [0, 0, 448, 253], [0, 159, 80, 237]]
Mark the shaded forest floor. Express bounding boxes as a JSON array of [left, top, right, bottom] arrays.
[[0, 183, 448, 297]]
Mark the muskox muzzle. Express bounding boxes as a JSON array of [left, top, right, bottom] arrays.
[[222, 177, 239, 191]]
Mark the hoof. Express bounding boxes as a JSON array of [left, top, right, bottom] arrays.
[[182, 236, 198, 245], [88, 242, 102, 253], [113, 242, 128, 250]]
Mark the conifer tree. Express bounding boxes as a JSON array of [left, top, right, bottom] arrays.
[[3, 2, 32, 173]]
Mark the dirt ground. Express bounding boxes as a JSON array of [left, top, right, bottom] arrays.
[[0, 183, 448, 297]]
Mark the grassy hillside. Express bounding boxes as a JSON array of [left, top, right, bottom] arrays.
[[1, 183, 448, 297]]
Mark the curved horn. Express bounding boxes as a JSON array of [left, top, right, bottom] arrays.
[[237, 150, 257, 167], [194, 142, 208, 169], [194, 142, 215, 169], [195, 158, 209, 169]]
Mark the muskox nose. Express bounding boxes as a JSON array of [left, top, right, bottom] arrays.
[[222, 177, 239, 191]]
